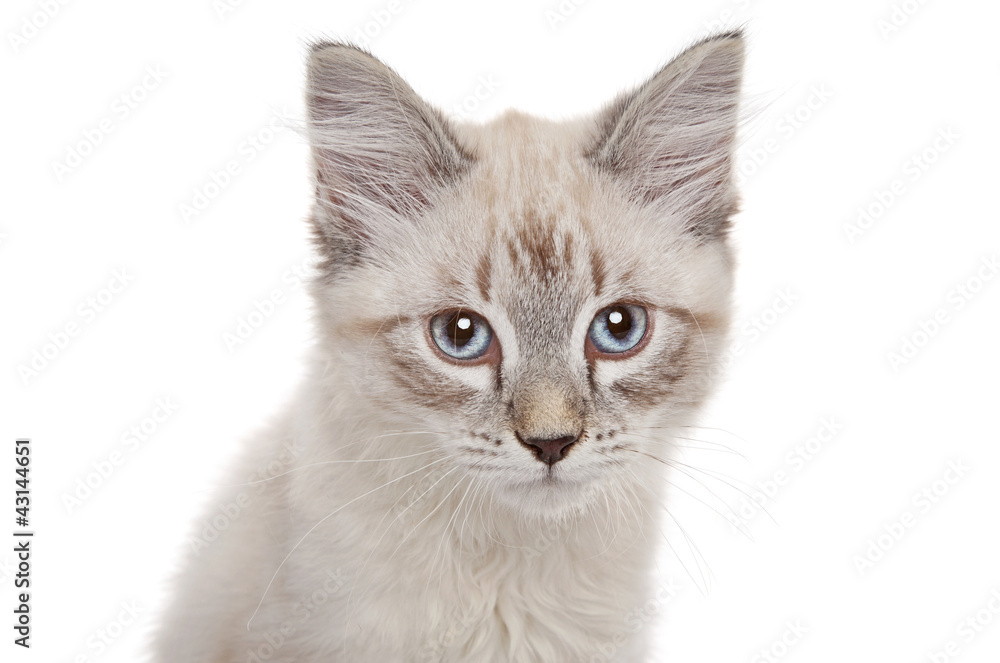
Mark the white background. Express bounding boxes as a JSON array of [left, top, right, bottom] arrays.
[[3, 0, 999, 661]]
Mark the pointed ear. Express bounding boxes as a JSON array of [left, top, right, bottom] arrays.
[[588, 31, 745, 239], [306, 42, 473, 262]]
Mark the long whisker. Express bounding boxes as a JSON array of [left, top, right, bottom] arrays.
[[662, 456, 765, 500], [624, 448, 776, 526], [626, 427, 745, 457], [628, 466, 713, 591], [430, 470, 479, 584], [663, 474, 754, 541], [358, 465, 461, 581], [422, 472, 477, 592], [670, 435, 746, 458], [677, 424, 750, 441], [626, 469, 706, 592], [246, 454, 453, 630], [458, 477, 484, 550], [344, 464, 463, 630], [625, 446, 746, 526], [203, 448, 441, 492], [370, 429, 447, 439], [392, 468, 470, 567], [645, 423, 752, 446], [658, 495, 714, 593], [624, 430, 745, 459], [592, 469, 647, 566]]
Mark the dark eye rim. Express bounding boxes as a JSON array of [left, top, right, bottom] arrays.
[[426, 309, 501, 367], [585, 302, 654, 362]]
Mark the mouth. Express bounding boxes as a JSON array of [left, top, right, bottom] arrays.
[[513, 464, 589, 491]]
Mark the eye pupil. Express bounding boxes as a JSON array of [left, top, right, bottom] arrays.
[[606, 306, 631, 339], [448, 314, 475, 347], [587, 303, 648, 356], [431, 310, 494, 360], [430, 310, 493, 360]]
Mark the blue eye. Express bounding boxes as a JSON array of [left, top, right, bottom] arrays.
[[588, 304, 648, 355], [429, 310, 494, 361]]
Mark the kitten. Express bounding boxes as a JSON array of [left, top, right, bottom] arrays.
[[152, 30, 745, 662]]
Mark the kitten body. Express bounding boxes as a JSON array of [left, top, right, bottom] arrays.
[[153, 32, 744, 662]]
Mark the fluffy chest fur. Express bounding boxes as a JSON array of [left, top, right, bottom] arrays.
[[262, 389, 663, 662]]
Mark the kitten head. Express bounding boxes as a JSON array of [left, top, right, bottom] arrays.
[[305, 34, 744, 518]]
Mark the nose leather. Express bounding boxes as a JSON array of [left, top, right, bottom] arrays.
[[517, 433, 578, 465]]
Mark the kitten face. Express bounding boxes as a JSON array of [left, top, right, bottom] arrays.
[[307, 35, 743, 517]]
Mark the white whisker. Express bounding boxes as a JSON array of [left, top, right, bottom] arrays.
[[246, 454, 453, 630]]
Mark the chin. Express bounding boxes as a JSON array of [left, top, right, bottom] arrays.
[[491, 466, 607, 521]]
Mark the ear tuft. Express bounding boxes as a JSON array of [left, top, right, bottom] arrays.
[[588, 31, 746, 239]]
